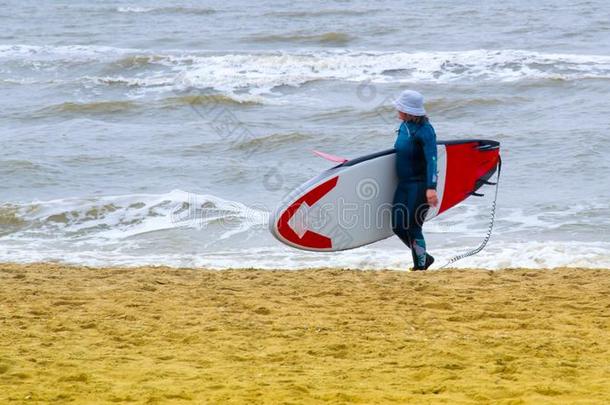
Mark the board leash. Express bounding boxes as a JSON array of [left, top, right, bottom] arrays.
[[438, 156, 502, 269]]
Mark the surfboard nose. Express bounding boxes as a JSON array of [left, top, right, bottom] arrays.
[[270, 176, 339, 250]]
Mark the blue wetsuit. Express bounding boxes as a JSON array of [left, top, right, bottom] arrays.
[[392, 119, 437, 269]]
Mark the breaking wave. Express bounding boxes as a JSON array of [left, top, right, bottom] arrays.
[[0, 190, 269, 241], [1, 190, 607, 269], [3, 45, 610, 98]]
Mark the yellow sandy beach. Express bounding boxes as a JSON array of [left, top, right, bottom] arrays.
[[1, 263, 609, 404]]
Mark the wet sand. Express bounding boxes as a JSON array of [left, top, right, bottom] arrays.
[[1, 263, 609, 404]]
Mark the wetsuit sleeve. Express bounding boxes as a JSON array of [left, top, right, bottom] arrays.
[[419, 126, 438, 189]]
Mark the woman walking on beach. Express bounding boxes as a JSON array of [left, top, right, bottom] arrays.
[[392, 90, 438, 271]]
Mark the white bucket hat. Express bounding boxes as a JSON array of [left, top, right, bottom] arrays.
[[393, 90, 426, 116]]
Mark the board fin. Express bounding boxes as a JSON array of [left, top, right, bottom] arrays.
[[312, 150, 348, 164]]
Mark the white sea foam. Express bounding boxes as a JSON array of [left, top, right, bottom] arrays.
[[3, 46, 610, 97], [116, 6, 216, 15], [192, 242, 610, 270], [0, 241, 608, 270], [1, 190, 269, 241], [1, 191, 608, 269], [116, 7, 154, 13], [0, 44, 135, 62], [159, 49, 610, 96]]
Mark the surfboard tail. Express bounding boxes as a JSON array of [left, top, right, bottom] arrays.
[[437, 140, 500, 216]]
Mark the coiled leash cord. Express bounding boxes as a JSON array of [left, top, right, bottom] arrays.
[[439, 156, 502, 269]]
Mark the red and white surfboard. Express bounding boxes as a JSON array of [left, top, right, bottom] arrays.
[[270, 140, 500, 251]]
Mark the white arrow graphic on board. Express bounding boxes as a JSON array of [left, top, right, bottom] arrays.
[[287, 203, 312, 239]]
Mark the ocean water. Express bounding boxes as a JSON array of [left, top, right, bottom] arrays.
[[1, 0, 609, 269]]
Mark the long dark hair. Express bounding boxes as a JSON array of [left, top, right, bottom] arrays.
[[407, 115, 429, 126]]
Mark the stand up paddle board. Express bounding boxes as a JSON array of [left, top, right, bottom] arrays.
[[270, 139, 501, 251]]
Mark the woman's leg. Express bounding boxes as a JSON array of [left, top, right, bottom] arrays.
[[392, 181, 430, 269], [407, 181, 430, 269], [392, 183, 412, 247]]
